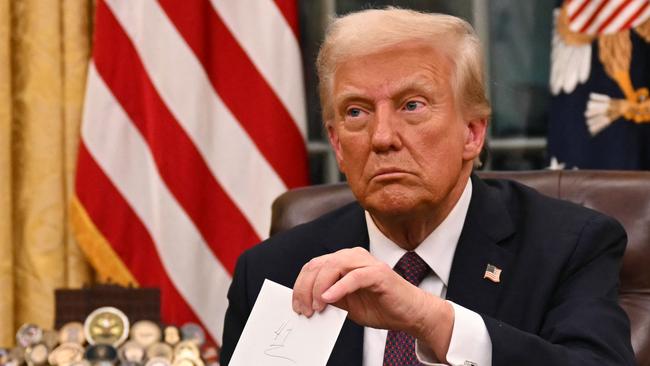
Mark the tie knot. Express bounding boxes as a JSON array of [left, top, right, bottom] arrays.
[[394, 251, 430, 286]]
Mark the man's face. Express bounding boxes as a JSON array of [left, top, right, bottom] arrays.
[[327, 43, 485, 220]]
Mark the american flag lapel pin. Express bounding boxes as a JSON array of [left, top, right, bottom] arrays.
[[483, 263, 502, 283]]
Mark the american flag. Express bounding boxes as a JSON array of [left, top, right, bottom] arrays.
[[566, 0, 650, 35], [483, 264, 502, 283], [70, 0, 308, 345]]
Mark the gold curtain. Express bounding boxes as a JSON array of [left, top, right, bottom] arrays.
[[0, 0, 95, 347]]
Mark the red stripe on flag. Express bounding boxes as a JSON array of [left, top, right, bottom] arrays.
[[580, 0, 609, 32], [570, 0, 592, 22], [273, 0, 300, 39], [158, 0, 308, 189], [93, 0, 260, 273], [75, 143, 212, 339], [622, 1, 650, 29], [597, 0, 633, 32]]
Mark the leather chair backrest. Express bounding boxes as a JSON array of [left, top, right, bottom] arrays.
[[270, 170, 650, 365]]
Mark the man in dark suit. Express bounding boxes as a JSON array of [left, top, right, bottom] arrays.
[[220, 8, 634, 366]]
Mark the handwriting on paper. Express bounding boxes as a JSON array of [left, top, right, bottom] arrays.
[[264, 320, 296, 363], [228, 279, 348, 366]]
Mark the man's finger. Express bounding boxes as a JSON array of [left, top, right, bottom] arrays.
[[292, 257, 324, 316], [294, 247, 377, 314], [320, 265, 381, 303], [311, 262, 344, 312]]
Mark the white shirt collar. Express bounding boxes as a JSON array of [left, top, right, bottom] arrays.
[[365, 178, 472, 286]]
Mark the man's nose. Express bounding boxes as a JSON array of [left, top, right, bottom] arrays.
[[370, 104, 403, 152]]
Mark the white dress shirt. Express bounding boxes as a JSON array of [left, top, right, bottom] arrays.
[[362, 179, 492, 366]]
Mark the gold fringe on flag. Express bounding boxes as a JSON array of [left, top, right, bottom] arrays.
[[70, 197, 138, 286]]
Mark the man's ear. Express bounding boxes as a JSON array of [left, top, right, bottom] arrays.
[[462, 117, 487, 162], [326, 122, 346, 174]]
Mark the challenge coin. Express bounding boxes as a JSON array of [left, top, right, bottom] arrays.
[[0, 348, 9, 364], [48, 343, 84, 366], [145, 357, 171, 366], [179, 324, 204, 347], [146, 343, 173, 362], [171, 358, 204, 366], [16, 324, 43, 348], [130, 321, 161, 349], [68, 360, 90, 366], [118, 341, 145, 364], [8, 346, 24, 365], [171, 341, 199, 362], [162, 327, 180, 346], [84, 344, 118, 363], [42, 330, 59, 350], [84, 307, 129, 347], [59, 322, 85, 345], [24, 343, 48, 366]]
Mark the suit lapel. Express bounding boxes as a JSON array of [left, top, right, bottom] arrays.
[[321, 203, 367, 366], [446, 175, 515, 317]]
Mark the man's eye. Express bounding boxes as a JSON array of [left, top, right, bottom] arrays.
[[404, 101, 423, 111], [347, 108, 363, 117]]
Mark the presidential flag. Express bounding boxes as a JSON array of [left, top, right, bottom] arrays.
[[70, 0, 308, 345], [548, 0, 650, 169]]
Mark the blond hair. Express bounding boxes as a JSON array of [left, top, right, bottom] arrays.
[[317, 8, 491, 124]]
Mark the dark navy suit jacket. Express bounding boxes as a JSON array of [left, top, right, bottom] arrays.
[[220, 175, 635, 365]]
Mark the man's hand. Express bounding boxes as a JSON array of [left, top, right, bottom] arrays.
[[291, 247, 454, 362]]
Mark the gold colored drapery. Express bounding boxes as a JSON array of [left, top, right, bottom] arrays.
[[0, 0, 95, 347]]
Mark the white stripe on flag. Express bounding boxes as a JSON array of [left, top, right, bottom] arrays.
[[603, 0, 650, 34], [81, 64, 231, 344], [105, 0, 286, 239], [640, 4, 650, 26], [568, 0, 589, 17], [570, 0, 606, 32], [209, 0, 307, 138], [602, 1, 646, 34], [584, 0, 623, 34], [639, 3, 650, 24]]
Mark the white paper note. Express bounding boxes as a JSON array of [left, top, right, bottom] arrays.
[[229, 279, 348, 366]]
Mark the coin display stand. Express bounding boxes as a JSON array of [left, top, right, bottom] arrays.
[[55, 285, 160, 329], [2, 316, 220, 366]]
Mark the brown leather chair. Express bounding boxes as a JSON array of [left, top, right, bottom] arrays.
[[270, 170, 650, 365]]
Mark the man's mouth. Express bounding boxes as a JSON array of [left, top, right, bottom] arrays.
[[371, 167, 411, 180]]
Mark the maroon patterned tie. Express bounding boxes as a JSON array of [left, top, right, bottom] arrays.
[[383, 251, 431, 366]]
